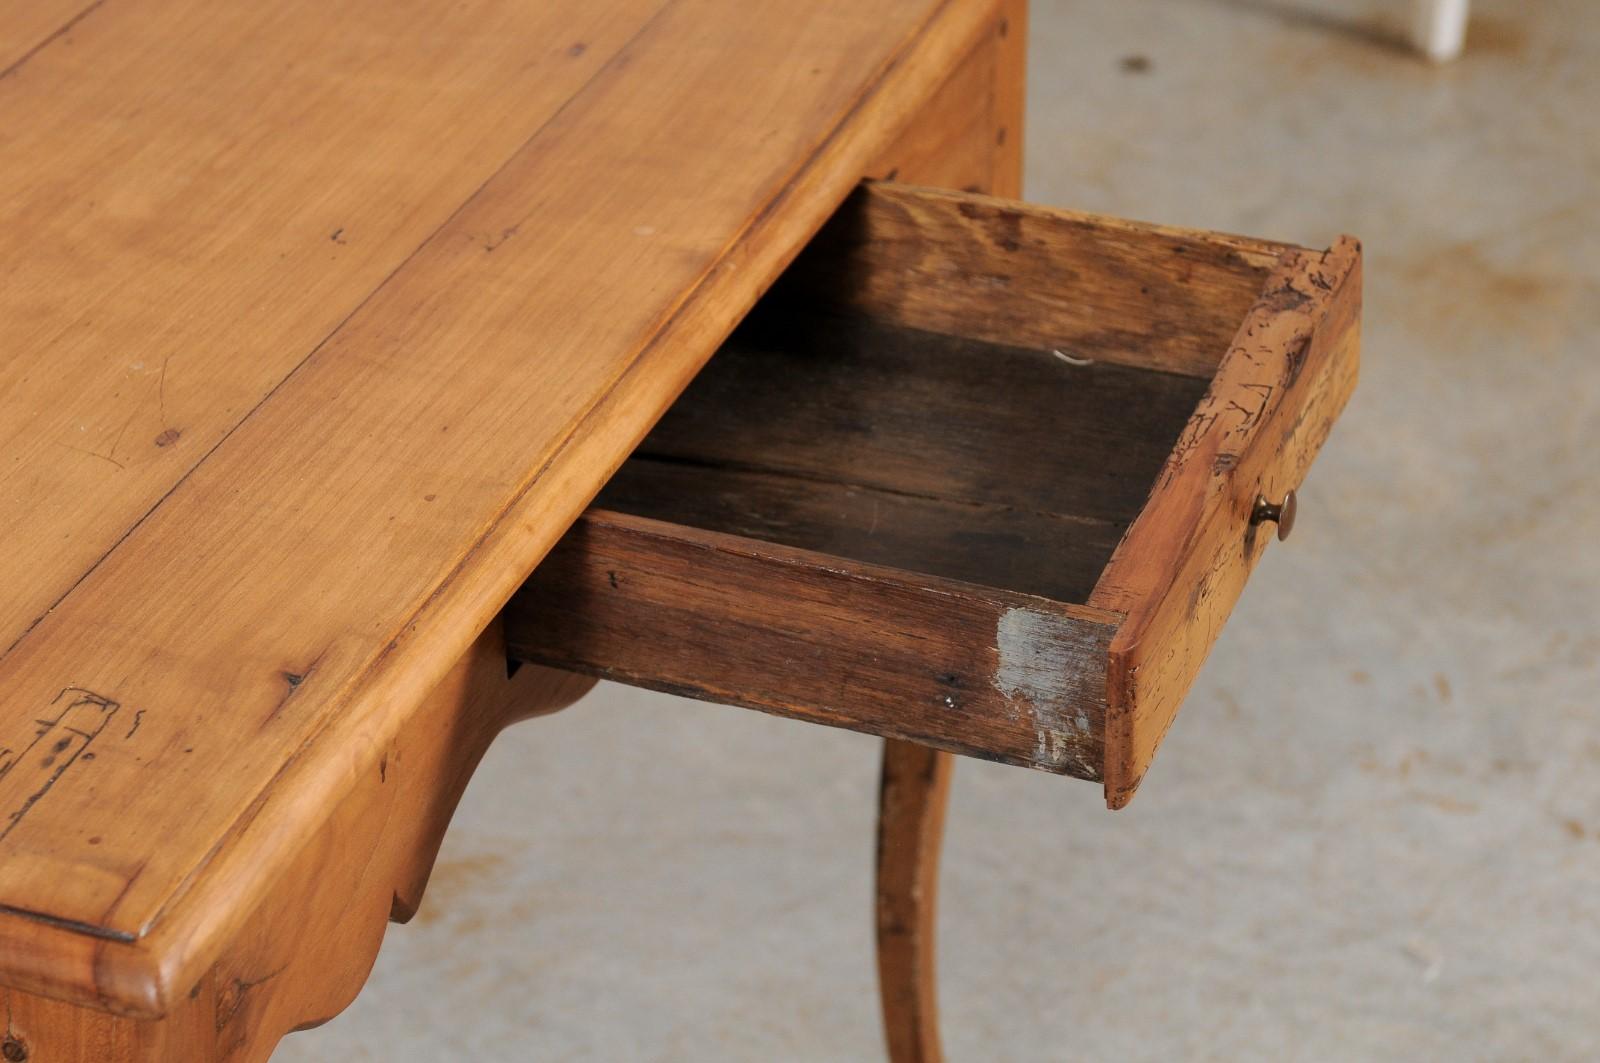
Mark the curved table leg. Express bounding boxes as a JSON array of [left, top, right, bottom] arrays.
[[875, 739, 952, 1063]]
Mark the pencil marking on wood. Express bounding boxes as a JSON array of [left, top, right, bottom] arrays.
[[475, 224, 519, 252], [150, 355, 184, 447], [54, 440, 127, 471], [0, 689, 120, 843]]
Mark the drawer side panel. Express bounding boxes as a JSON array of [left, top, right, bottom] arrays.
[[508, 511, 1119, 778]]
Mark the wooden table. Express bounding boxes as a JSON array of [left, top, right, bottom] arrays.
[[0, 2, 1359, 1059]]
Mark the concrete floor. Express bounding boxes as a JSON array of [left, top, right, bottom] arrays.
[[277, 1, 1600, 1058]]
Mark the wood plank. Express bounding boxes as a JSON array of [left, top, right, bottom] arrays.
[[0, 0, 662, 659], [631, 310, 1211, 527], [0, 0, 94, 73], [507, 510, 1119, 778], [990, 0, 1027, 199], [0, 0, 1007, 1015], [598, 458, 1127, 604], [1089, 238, 1363, 808], [778, 182, 1289, 377], [865, 0, 1022, 198], [866, 22, 999, 197]]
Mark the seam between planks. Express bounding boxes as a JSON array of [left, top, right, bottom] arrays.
[[0, 0, 679, 677], [122, 4, 695, 949], [139, 0, 977, 942], [0, 0, 988, 968], [349, 0, 974, 687], [0, 0, 107, 81]]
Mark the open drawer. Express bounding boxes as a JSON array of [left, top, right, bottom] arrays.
[[506, 182, 1360, 808]]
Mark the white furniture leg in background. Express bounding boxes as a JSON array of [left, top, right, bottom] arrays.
[[1412, 0, 1469, 61]]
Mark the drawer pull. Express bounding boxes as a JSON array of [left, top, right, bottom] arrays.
[[1251, 490, 1298, 541]]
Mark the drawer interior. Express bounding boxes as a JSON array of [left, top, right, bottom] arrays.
[[597, 310, 1209, 607], [509, 181, 1360, 807], [597, 179, 1283, 610]]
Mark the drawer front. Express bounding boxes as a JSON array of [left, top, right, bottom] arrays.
[[507, 182, 1361, 807], [1090, 242, 1362, 807]]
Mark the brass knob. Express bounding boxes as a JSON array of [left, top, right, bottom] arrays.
[[1251, 489, 1297, 541]]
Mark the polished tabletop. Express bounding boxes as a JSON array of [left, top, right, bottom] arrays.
[[0, 0, 1001, 1013]]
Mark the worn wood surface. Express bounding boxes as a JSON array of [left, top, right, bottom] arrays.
[[521, 180, 1359, 804], [0, 0, 1012, 1020], [1090, 238, 1363, 808], [598, 458, 1126, 605], [624, 309, 1208, 536], [781, 182, 1287, 378], [0, 0, 92, 71], [508, 509, 1118, 778], [523, 183, 1360, 812], [0, 0, 659, 660], [865, 0, 1023, 199], [0, 627, 592, 1062]]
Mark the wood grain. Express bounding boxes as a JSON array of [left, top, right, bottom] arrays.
[[779, 182, 1288, 378], [507, 509, 1119, 778], [625, 308, 1209, 531], [989, 0, 1026, 198], [866, 0, 1024, 198], [0, 0, 95, 73], [0, 0, 1011, 1017], [522, 189, 1360, 811], [867, 18, 998, 197], [1090, 238, 1363, 808], [597, 458, 1127, 605], [520, 183, 1359, 806], [0, 0, 659, 661], [514, 176, 1357, 815], [0, 626, 591, 1061]]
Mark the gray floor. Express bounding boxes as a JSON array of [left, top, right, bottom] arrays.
[[276, 1, 1600, 1058]]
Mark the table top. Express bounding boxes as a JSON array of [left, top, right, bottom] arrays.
[[0, 0, 999, 1011]]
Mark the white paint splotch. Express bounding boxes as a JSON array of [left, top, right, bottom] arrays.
[[993, 607, 1103, 778]]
